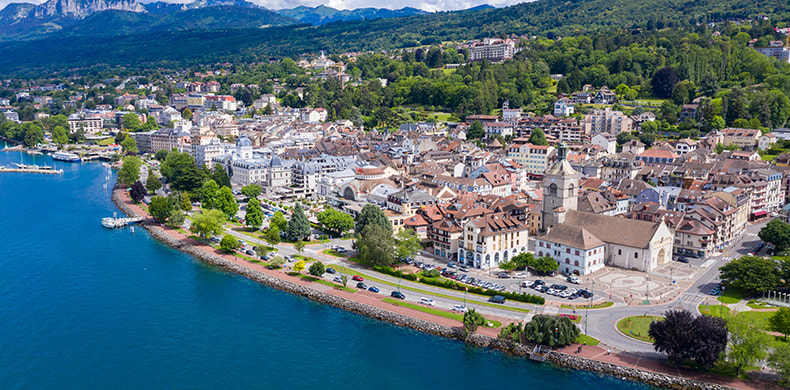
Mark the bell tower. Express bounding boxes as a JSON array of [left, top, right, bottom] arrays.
[[541, 143, 579, 231]]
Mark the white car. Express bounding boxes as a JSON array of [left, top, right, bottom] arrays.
[[419, 297, 435, 306], [514, 272, 527, 278], [452, 305, 467, 312]]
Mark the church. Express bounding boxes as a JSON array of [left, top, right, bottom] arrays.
[[538, 144, 673, 275]]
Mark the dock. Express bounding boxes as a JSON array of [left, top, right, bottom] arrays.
[[102, 216, 144, 229], [0, 165, 63, 174]]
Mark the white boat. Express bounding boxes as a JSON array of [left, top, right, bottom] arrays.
[[52, 151, 81, 162], [102, 217, 118, 228]]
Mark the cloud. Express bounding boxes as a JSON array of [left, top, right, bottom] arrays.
[[0, 0, 528, 12]]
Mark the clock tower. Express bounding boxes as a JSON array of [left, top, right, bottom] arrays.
[[541, 143, 579, 231]]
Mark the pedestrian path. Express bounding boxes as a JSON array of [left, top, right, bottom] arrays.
[[700, 259, 717, 268], [543, 306, 559, 315], [679, 293, 706, 304]]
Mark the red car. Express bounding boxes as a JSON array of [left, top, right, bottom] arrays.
[[352, 275, 364, 282]]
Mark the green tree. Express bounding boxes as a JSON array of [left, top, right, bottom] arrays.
[[265, 226, 281, 246], [122, 113, 142, 131], [51, 125, 69, 145], [528, 255, 559, 275], [357, 224, 395, 266], [309, 261, 326, 277], [710, 115, 726, 130], [245, 199, 263, 229], [341, 274, 349, 288], [316, 207, 355, 237], [179, 192, 192, 211], [528, 128, 548, 146], [616, 131, 635, 145], [220, 234, 240, 253], [759, 219, 790, 251], [698, 71, 719, 97], [148, 195, 172, 223], [463, 308, 486, 338], [719, 256, 779, 294], [212, 163, 231, 188], [671, 80, 696, 106], [201, 180, 220, 210], [522, 315, 580, 347], [395, 228, 422, 260], [768, 344, 790, 385], [160, 151, 205, 194], [269, 255, 285, 269], [294, 240, 306, 256], [728, 313, 770, 378], [182, 108, 192, 120], [240, 184, 262, 199], [118, 156, 142, 186], [22, 124, 44, 147], [189, 209, 226, 238], [271, 211, 288, 232], [355, 203, 392, 235], [167, 209, 185, 228], [120, 136, 138, 153], [144, 115, 159, 130], [146, 174, 162, 192], [154, 149, 169, 161], [769, 307, 790, 340], [286, 203, 311, 241], [467, 121, 484, 139], [215, 186, 239, 218], [293, 260, 306, 273]]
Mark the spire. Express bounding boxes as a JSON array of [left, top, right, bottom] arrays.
[[558, 142, 568, 162]]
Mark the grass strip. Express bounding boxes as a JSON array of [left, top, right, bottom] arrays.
[[575, 334, 600, 346], [617, 315, 662, 342], [560, 301, 614, 309], [381, 298, 502, 328]]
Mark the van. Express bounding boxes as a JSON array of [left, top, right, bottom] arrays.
[[488, 295, 506, 304]]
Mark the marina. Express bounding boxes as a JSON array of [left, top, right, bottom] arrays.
[[0, 163, 63, 174], [101, 213, 144, 229]]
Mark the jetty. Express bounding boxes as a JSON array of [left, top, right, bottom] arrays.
[[0, 164, 63, 174], [102, 216, 144, 229]]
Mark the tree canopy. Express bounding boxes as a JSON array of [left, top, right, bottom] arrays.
[[649, 309, 727, 368], [118, 156, 142, 186], [719, 255, 780, 294], [356, 224, 395, 266], [759, 219, 790, 251], [190, 209, 226, 238], [286, 203, 311, 241], [245, 199, 263, 229], [355, 203, 392, 235], [316, 207, 355, 237]]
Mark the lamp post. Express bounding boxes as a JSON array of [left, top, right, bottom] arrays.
[[554, 327, 559, 347]]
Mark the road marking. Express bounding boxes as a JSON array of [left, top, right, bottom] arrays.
[[543, 306, 559, 315], [700, 259, 716, 268], [679, 293, 705, 303]]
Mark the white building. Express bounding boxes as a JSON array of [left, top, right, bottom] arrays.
[[468, 38, 516, 62], [535, 223, 606, 275], [553, 98, 575, 117], [591, 133, 617, 155], [457, 213, 530, 269]]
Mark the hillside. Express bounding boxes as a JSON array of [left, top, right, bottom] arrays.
[[276, 5, 428, 26], [1, 0, 789, 74]]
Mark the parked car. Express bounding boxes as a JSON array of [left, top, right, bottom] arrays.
[[521, 281, 533, 288], [333, 276, 343, 283], [210, 236, 221, 243], [498, 272, 511, 279], [514, 272, 527, 278], [259, 254, 270, 261], [533, 280, 546, 286], [356, 282, 368, 290], [459, 266, 469, 272], [710, 288, 721, 296], [488, 295, 506, 304], [675, 257, 689, 263], [452, 305, 467, 312], [352, 275, 364, 282], [567, 276, 581, 284], [419, 297, 435, 306], [368, 286, 380, 293], [245, 249, 255, 256], [391, 291, 406, 299], [447, 261, 457, 268]]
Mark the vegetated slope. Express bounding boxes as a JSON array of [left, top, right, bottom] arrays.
[[277, 5, 428, 26], [1, 0, 789, 74]]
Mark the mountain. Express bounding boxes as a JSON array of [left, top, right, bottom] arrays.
[[0, 0, 146, 39], [466, 4, 494, 11], [277, 5, 428, 26], [62, 6, 296, 36], [30, 0, 144, 19]]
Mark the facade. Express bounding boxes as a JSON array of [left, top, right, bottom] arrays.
[[67, 116, 103, 134], [457, 213, 529, 269], [582, 108, 633, 135], [591, 133, 617, 154], [721, 128, 761, 150], [468, 38, 516, 62], [203, 95, 237, 111], [535, 223, 606, 275], [553, 98, 575, 117], [541, 144, 579, 231], [507, 142, 554, 179]]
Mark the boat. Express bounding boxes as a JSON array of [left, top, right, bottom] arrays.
[[102, 217, 117, 228], [52, 151, 81, 162]]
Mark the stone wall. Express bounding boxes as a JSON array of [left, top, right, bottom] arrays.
[[111, 188, 738, 390]]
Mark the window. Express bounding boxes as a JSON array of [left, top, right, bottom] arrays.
[[634, 252, 639, 258], [566, 248, 571, 254], [618, 249, 622, 255], [574, 260, 579, 266], [575, 250, 579, 256], [565, 259, 570, 264]]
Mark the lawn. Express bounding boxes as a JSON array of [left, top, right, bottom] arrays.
[[292, 272, 356, 292], [717, 286, 751, 304], [617, 315, 663, 342], [96, 137, 115, 146], [698, 303, 731, 317], [428, 112, 456, 122], [322, 249, 348, 257], [560, 301, 614, 309], [381, 298, 502, 328], [575, 334, 600, 346], [747, 300, 776, 310]]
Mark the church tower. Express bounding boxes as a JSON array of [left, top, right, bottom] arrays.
[[541, 143, 579, 231]]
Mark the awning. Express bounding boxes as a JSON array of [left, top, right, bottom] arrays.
[[753, 210, 768, 217]]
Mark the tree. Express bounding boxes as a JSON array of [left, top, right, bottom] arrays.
[[294, 240, 306, 256], [759, 219, 790, 251], [167, 209, 185, 228], [271, 211, 288, 232], [395, 228, 422, 260], [118, 156, 142, 186], [309, 261, 325, 277], [355, 203, 392, 235], [154, 149, 169, 161], [511, 252, 534, 270], [122, 113, 142, 131], [220, 234, 240, 253], [671, 80, 696, 106], [146, 174, 162, 192], [121, 136, 137, 153], [129, 180, 147, 203], [659, 100, 680, 124], [148, 195, 172, 223], [269, 255, 286, 269], [638, 133, 656, 147], [144, 115, 159, 131], [463, 309, 486, 338], [651, 67, 677, 98], [649, 309, 727, 368], [710, 115, 725, 130], [719, 256, 779, 294], [616, 131, 635, 145], [769, 344, 790, 385], [341, 274, 349, 287], [770, 307, 790, 340], [528, 128, 548, 146], [240, 184, 261, 199], [182, 108, 192, 120], [728, 313, 771, 377], [215, 186, 238, 218], [522, 315, 579, 347], [528, 255, 559, 275], [179, 192, 192, 211], [201, 180, 220, 210], [189, 209, 226, 238], [286, 203, 311, 241], [212, 163, 231, 189], [160, 151, 205, 194], [356, 224, 396, 266], [316, 207, 355, 237], [467, 120, 484, 139], [293, 260, 305, 273], [245, 199, 263, 229], [698, 71, 719, 97], [265, 226, 281, 246], [51, 125, 69, 145]]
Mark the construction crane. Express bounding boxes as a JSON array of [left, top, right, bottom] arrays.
[[775, 27, 790, 48]]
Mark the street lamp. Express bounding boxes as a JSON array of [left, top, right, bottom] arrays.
[[554, 327, 559, 347]]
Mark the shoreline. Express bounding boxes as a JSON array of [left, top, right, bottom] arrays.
[[111, 186, 752, 390]]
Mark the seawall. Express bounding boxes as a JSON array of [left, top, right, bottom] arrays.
[[111, 188, 738, 390]]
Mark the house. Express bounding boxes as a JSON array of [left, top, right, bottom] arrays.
[[582, 108, 633, 134], [535, 224, 606, 275], [428, 219, 462, 261], [759, 133, 777, 150], [721, 128, 761, 151], [457, 213, 530, 269], [591, 133, 617, 155], [593, 87, 616, 104], [680, 104, 699, 122], [484, 122, 514, 139], [675, 138, 697, 155], [622, 139, 645, 155], [553, 98, 575, 117], [636, 149, 681, 166], [502, 108, 523, 124]]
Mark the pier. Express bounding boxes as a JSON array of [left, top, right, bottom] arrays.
[[0, 165, 63, 174], [102, 216, 144, 229]]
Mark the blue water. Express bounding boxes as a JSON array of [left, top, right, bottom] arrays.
[[0, 144, 652, 389]]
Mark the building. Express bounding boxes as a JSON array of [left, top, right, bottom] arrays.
[[468, 38, 516, 62], [582, 108, 633, 135], [675, 138, 698, 155], [721, 128, 761, 151], [593, 87, 616, 104], [203, 95, 237, 111], [67, 115, 103, 134], [755, 45, 790, 63], [541, 144, 579, 232], [428, 219, 463, 261], [553, 98, 575, 117], [591, 133, 617, 155], [507, 141, 554, 179], [457, 213, 530, 269], [535, 224, 606, 275]]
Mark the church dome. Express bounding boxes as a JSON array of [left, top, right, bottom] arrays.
[[236, 135, 252, 148]]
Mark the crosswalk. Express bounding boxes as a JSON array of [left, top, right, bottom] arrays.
[[679, 293, 706, 304]]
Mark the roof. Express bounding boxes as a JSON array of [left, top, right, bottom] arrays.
[[540, 223, 605, 250], [638, 149, 680, 159], [404, 214, 429, 227], [564, 210, 663, 249]]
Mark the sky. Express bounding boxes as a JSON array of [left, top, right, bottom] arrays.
[[0, 0, 528, 13]]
